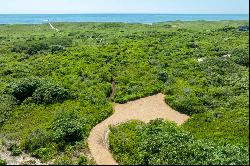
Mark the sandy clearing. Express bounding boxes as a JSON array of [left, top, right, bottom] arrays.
[[87, 93, 189, 165], [0, 140, 45, 165]]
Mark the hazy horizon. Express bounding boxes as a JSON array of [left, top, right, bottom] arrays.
[[0, 13, 249, 15], [0, 0, 249, 14]]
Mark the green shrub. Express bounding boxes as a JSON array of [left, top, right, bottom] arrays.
[[109, 120, 249, 165], [23, 128, 49, 152], [5, 77, 41, 102], [50, 110, 83, 143], [187, 42, 198, 48], [157, 70, 168, 82], [54, 155, 74, 165], [218, 25, 236, 32], [77, 155, 88, 165], [51, 45, 65, 53], [0, 94, 17, 125], [7, 143, 22, 156], [231, 46, 249, 67], [11, 42, 49, 55], [32, 83, 70, 104], [0, 159, 6, 165], [47, 37, 72, 47], [32, 147, 56, 162]]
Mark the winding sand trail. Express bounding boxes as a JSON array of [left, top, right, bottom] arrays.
[[87, 93, 189, 165], [48, 22, 59, 32]]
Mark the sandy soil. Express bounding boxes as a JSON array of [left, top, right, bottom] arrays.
[[0, 140, 46, 165], [87, 93, 189, 165]]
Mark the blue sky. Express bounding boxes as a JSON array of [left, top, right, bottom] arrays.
[[0, 0, 249, 14]]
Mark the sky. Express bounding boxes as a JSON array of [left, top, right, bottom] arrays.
[[0, 0, 249, 14]]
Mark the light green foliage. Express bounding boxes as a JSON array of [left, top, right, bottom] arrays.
[[54, 155, 74, 165], [0, 159, 6, 165], [109, 120, 249, 165], [182, 108, 249, 146], [0, 94, 17, 125], [32, 147, 57, 162], [77, 155, 88, 165]]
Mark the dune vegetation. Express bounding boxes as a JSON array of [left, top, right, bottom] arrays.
[[0, 20, 249, 164]]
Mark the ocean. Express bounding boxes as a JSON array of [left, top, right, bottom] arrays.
[[0, 14, 248, 24]]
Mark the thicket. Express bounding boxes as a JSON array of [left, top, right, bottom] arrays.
[[21, 110, 88, 162], [109, 120, 249, 165], [0, 20, 248, 164], [4, 77, 70, 104], [11, 37, 71, 55]]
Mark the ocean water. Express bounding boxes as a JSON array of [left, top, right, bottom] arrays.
[[0, 14, 248, 24]]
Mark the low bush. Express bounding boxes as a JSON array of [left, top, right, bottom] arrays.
[[0, 159, 6, 165], [4, 78, 70, 104], [109, 119, 249, 165], [23, 128, 49, 152], [53, 155, 74, 165], [5, 77, 41, 102], [32, 147, 56, 162], [77, 155, 88, 165], [0, 94, 17, 125], [50, 110, 83, 143], [32, 83, 70, 104], [11, 42, 49, 55], [11, 37, 72, 55], [231, 46, 249, 67], [51, 45, 65, 53], [7, 143, 22, 156]]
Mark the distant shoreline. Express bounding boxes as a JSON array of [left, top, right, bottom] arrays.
[[0, 14, 248, 25], [0, 20, 248, 26], [0, 13, 248, 15]]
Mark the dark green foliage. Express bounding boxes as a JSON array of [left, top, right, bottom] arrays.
[[11, 37, 72, 55], [32, 83, 70, 104], [5, 77, 41, 102], [187, 42, 198, 48], [109, 120, 249, 165], [218, 25, 237, 32], [157, 70, 168, 82], [77, 155, 88, 165], [4, 78, 70, 104], [11, 42, 49, 55], [51, 45, 65, 53], [7, 143, 22, 156], [23, 128, 49, 152], [231, 46, 249, 67], [50, 110, 83, 143]]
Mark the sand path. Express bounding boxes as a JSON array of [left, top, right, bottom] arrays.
[[87, 93, 189, 165]]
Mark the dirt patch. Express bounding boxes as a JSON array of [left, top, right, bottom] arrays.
[[0, 139, 46, 165], [87, 93, 189, 165]]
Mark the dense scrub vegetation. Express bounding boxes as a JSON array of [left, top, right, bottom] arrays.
[[109, 120, 249, 165], [0, 20, 248, 164]]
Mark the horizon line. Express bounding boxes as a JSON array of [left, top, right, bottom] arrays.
[[0, 13, 249, 15]]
